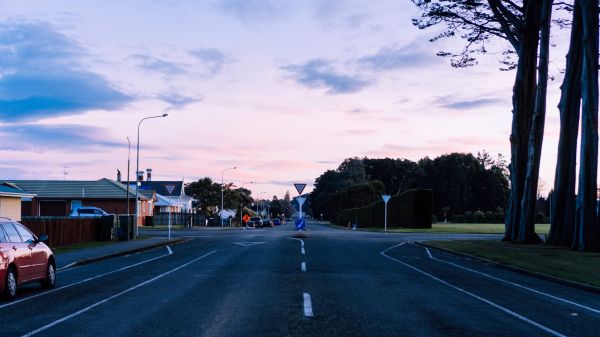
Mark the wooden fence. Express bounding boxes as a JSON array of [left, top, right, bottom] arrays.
[[21, 216, 114, 247]]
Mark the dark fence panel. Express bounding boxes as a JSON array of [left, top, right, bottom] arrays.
[[21, 216, 115, 247]]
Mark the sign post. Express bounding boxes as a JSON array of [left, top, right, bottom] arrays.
[[382, 195, 391, 232], [294, 183, 307, 231]]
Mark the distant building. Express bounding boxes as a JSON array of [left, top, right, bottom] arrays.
[[0, 183, 36, 221], [138, 180, 195, 212], [3, 179, 152, 225]]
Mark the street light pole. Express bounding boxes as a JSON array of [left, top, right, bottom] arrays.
[[221, 166, 237, 226], [134, 113, 168, 239], [126, 137, 131, 238]]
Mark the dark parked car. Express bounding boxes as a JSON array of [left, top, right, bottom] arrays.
[[247, 217, 263, 228], [262, 218, 274, 228], [272, 219, 281, 226], [0, 219, 55, 300]]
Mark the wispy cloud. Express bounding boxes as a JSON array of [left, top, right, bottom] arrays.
[[340, 129, 377, 136], [188, 47, 231, 76], [216, 0, 286, 23], [132, 55, 188, 76], [158, 93, 204, 110], [0, 21, 132, 122], [281, 59, 370, 94], [358, 44, 437, 72], [436, 96, 504, 110], [0, 124, 125, 152]]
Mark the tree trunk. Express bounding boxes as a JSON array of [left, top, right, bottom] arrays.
[[503, 3, 542, 242], [547, 5, 583, 247], [573, 0, 599, 252], [518, 0, 552, 244]]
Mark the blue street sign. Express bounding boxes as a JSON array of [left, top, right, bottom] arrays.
[[295, 218, 306, 230]]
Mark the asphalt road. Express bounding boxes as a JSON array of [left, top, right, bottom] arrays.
[[2, 223, 599, 336]]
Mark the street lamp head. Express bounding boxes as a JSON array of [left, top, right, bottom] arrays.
[[162, 113, 168, 117]]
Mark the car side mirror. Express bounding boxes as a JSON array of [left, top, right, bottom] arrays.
[[38, 234, 49, 242]]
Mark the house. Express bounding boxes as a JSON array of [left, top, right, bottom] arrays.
[[0, 183, 36, 221], [138, 179, 195, 213], [4, 179, 152, 225]]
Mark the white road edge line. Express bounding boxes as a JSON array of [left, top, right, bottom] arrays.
[[301, 262, 306, 272], [167, 246, 173, 255], [381, 245, 566, 337], [0, 251, 173, 310], [425, 247, 433, 258], [303, 293, 313, 317], [423, 245, 600, 316], [21, 250, 217, 337], [301, 247, 306, 255]]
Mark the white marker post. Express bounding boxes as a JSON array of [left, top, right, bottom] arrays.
[[382, 195, 391, 232]]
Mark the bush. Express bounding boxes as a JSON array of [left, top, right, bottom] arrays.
[[432, 215, 438, 224]]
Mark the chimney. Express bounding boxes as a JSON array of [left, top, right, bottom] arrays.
[[117, 169, 122, 182], [146, 168, 153, 181], [136, 171, 144, 181]]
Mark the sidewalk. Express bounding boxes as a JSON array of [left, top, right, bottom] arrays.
[[55, 237, 185, 270]]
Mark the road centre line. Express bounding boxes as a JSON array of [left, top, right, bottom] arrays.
[[21, 250, 217, 337], [381, 245, 567, 337], [303, 293, 314, 317], [301, 247, 305, 254], [301, 262, 306, 272], [0, 247, 174, 310], [423, 246, 600, 316]]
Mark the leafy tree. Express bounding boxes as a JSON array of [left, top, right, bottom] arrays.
[[185, 177, 220, 215], [282, 191, 293, 218], [270, 196, 284, 217]]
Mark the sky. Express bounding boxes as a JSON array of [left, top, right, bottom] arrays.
[[0, 0, 571, 198]]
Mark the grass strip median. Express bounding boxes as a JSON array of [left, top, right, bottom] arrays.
[[427, 240, 600, 288]]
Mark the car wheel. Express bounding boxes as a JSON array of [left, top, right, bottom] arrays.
[[4, 267, 17, 300], [42, 261, 56, 289]]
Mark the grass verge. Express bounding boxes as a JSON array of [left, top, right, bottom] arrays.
[[326, 222, 550, 235], [427, 240, 600, 287]]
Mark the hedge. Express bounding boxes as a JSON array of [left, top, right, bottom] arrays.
[[336, 189, 432, 229]]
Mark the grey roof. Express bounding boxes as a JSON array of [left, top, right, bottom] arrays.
[[139, 181, 184, 197], [0, 184, 36, 197], [5, 179, 147, 200]]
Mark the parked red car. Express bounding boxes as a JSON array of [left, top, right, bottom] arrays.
[[0, 219, 55, 300]]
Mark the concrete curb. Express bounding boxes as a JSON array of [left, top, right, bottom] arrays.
[[57, 238, 188, 271], [416, 242, 600, 295]]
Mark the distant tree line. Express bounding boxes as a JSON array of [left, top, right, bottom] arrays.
[[184, 177, 293, 219], [309, 152, 510, 222]]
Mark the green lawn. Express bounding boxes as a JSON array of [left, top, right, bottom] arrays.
[[427, 240, 600, 287], [328, 222, 550, 235]]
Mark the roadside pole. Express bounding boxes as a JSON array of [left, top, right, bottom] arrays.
[[168, 207, 171, 240], [382, 195, 391, 232]]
